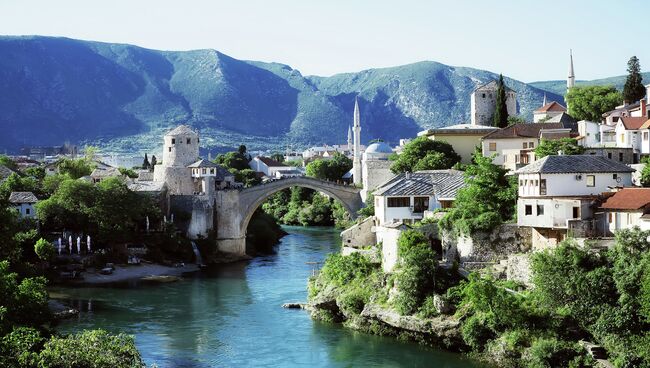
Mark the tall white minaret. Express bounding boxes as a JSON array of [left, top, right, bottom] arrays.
[[542, 92, 547, 107], [567, 49, 575, 90], [352, 97, 362, 186]]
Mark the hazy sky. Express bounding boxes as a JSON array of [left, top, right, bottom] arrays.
[[1, 0, 646, 82]]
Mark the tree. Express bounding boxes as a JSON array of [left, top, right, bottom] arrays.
[[507, 115, 527, 126], [641, 164, 650, 187], [623, 56, 646, 103], [534, 138, 585, 159], [440, 152, 517, 234], [238, 145, 247, 155], [493, 74, 509, 128], [0, 156, 17, 171], [270, 153, 285, 163], [214, 151, 249, 171], [34, 238, 54, 261], [57, 158, 95, 179], [566, 86, 622, 122], [142, 154, 150, 170], [305, 153, 352, 182], [389, 136, 460, 174], [150, 155, 157, 168]]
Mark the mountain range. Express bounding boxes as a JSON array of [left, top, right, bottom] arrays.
[[0, 36, 633, 154]]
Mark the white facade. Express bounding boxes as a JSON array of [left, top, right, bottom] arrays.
[[615, 121, 641, 150], [375, 194, 439, 225], [249, 157, 295, 177], [13, 202, 36, 218], [482, 137, 538, 170], [577, 121, 601, 147]]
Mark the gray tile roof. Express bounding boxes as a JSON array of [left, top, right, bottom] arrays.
[[0, 165, 14, 182], [166, 125, 198, 136], [514, 155, 635, 174], [374, 170, 466, 200], [187, 159, 218, 168], [8, 191, 38, 204]]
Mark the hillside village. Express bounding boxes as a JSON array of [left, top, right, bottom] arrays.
[[2, 51, 650, 367]]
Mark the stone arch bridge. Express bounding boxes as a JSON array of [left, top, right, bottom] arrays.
[[214, 176, 363, 256]]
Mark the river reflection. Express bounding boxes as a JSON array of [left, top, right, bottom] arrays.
[[51, 226, 483, 367]]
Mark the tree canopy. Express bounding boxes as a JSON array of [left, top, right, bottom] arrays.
[[534, 138, 585, 159], [623, 56, 646, 103], [305, 153, 352, 182], [566, 86, 622, 122], [389, 136, 460, 174], [440, 152, 517, 234], [493, 74, 509, 128]]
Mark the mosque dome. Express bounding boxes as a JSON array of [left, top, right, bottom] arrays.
[[365, 142, 393, 154]]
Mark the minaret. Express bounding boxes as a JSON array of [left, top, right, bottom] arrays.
[[352, 97, 362, 186], [347, 125, 353, 150], [542, 92, 547, 107], [567, 49, 575, 90]]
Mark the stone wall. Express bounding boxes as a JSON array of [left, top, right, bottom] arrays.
[[506, 254, 532, 287], [361, 159, 394, 201], [341, 216, 376, 248], [376, 225, 407, 273], [444, 223, 532, 264]]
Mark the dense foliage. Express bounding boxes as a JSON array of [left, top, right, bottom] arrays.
[[262, 187, 351, 228], [213, 146, 260, 187], [36, 177, 161, 244], [440, 152, 517, 234], [305, 153, 352, 182], [566, 86, 622, 122], [389, 136, 461, 174], [393, 230, 438, 315], [493, 74, 509, 128], [534, 138, 585, 159], [623, 56, 645, 103]]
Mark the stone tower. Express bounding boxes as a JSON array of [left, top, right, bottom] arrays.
[[470, 80, 517, 126], [153, 125, 200, 195], [347, 125, 353, 150], [352, 97, 362, 186]]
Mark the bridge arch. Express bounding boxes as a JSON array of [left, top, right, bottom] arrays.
[[237, 177, 363, 235]]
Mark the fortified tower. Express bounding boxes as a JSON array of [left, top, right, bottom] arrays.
[[153, 125, 200, 195], [470, 80, 517, 126]]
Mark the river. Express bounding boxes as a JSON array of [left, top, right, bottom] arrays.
[[51, 226, 482, 367]]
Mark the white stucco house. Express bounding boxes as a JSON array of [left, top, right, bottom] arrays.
[[418, 124, 498, 164], [600, 188, 650, 234], [373, 170, 465, 226], [533, 101, 566, 123], [514, 155, 633, 248], [576, 120, 601, 147], [9, 191, 38, 219], [249, 156, 301, 178]]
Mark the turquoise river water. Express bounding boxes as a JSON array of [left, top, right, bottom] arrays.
[[51, 226, 483, 367]]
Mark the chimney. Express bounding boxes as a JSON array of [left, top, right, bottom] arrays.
[[642, 99, 648, 118], [405, 172, 411, 179]]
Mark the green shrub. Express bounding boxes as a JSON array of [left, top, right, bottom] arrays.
[[320, 253, 374, 287], [394, 230, 437, 315], [34, 238, 55, 261], [522, 337, 593, 368], [461, 312, 497, 350], [417, 295, 439, 318], [38, 329, 143, 368], [0, 326, 44, 368]]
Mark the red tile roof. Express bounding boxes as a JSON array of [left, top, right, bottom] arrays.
[[620, 117, 648, 130], [535, 101, 566, 113], [601, 188, 650, 210], [256, 156, 288, 167], [482, 123, 568, 139]]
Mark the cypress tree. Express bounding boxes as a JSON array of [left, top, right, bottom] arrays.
[[493, 74, 509, 128], [150, 155, 157, 169], [142, 153, 150, 169], [623, 56, 645, 103]]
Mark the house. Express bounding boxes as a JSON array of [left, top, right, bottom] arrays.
[[600, 188, 650, 234], [470, 80, 517, 126], [534, 101, 567, 123], [90, 166, 122, 183], [614, 116, 647, 162], [188, 159, 237, 192], [9, 192, 38, 218], [418, 124, 499, 164], [0, 165, 14, 184], [481, 122, 576, 171], [373, 170, 465, 225], [514, 155, 634, 248], [576, 120, 601, 147], [583, 147, 635, 165]]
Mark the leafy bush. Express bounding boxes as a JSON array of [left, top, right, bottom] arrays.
[[394, 230, 437, 315], [417, 295, 439, 318], [522, 337, 593, 368], [38, 329, 144, 368], [34, 238, 55, 261], [461, 312, 497, 350], [320, 253, 374, 287], [0, 326, 44, 368], [389, 136, 460, 174]]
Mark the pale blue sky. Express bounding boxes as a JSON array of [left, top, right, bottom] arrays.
[[1, 0, 646, 82]]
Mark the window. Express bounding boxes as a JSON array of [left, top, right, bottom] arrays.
[[540, 179, 547, 195], [613, 174, 618, 180], [488, 142, 496, 151], [525, 205, 532, 216], [187, 138, 191, 144], [644, 132, 649, 141], [534, 180, 538, 186], [573, 206, 580, 219], [619, 152, 624, 162], [387, 197, 410, 207], [413, 197, 429, 213], [168, 147, 172, 152], [607, 152, 612, 159], [202, 168, 206, 174], [171, 138, 176, 144], [519, 179, 523, 186], [620, 134, 625, 143], [210, 168, 215, 174], [523, 142, 528, 149], [536, 205, 544, 216], [482, 93, 486, 98], [586, 175, 595, 187], [25, 208, 30, 215], [608, 212, 613, 223], [529, 142, 535, 148]]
